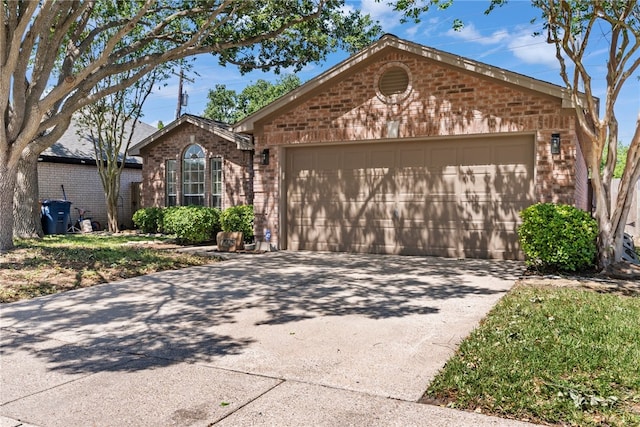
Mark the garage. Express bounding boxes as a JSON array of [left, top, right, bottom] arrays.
[[234, 35, 586, 260], [284, 134, 535, 259]]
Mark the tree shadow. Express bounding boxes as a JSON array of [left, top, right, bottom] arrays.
[[0, 252, 520, 379]]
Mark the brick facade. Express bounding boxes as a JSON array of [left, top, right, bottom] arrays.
[[250, 49, 587, 248], [38, 162, 141, 229], [139, 122, 252, 209]]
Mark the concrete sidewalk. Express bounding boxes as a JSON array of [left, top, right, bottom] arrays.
[[1, 251, 537, 426]]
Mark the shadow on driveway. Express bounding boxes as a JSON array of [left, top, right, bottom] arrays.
[[1, 252, 523, 380]]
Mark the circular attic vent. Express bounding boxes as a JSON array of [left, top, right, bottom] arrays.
[[376, 63, 412, 104], [379, 67, 409, 96]]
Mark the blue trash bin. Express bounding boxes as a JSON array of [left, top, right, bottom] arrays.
[[41, 200, 72, 235]]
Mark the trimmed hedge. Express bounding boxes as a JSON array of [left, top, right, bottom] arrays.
[[132, 207, 163, 234], [133, 205, 255, 245], [518, 203, 598, 272], [162, 206, 221, 244]]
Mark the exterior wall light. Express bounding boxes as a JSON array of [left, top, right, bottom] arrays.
[[261, 149, 270, 165], [551, 133, 561, 155]]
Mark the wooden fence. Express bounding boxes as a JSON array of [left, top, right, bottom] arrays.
[[610, 178, 640, 240]]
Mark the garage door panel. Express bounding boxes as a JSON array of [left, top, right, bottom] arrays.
[[285, 135, 534, 259], [399, 149, 425, 168], [461, 146, 492, 166], [429, 147, 457, 167]]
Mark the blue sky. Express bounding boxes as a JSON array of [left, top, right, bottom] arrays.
[[141, 1, 639, 144]]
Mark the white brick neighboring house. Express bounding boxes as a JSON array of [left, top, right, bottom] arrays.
[[38, 118, 157, 230]]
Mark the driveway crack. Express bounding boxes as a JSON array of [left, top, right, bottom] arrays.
[[208, 379, 285, 426]]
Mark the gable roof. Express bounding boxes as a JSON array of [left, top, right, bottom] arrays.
[[234, 34, 577, 133], [129, 114, 254, 155], [39, 117, 156, 166]]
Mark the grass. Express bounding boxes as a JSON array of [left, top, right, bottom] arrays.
[[424, 283, 640, 426], [0, 234, 216, 303]]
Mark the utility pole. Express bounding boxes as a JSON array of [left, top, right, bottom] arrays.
[[175, 68, 195, 119]]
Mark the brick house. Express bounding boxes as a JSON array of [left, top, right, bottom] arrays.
[[38, 118, 156, 229], [130, 114, 254, 210], [233, 35, 590, 260]]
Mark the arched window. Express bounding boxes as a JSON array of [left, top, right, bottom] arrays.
[[183, 144, 205, 206]]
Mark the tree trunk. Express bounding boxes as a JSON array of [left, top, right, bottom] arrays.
[[0, 163, 18, 251], [104, 172, 121, 233], [589, 170, 615, 269], [13, 154, 43, 239], [106, 200, 119, 233]]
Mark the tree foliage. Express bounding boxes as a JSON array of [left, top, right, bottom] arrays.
[[0, 0, 381, 251], [204, 75, 301, 123], [602, 144, 630, 179], [75, 68, 163, 233]]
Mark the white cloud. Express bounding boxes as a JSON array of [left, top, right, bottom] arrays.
[[507, 32, 558, 67], [446, 23, 509, 45], [359, 0, 403, 31], [444, 22, 558, 68]]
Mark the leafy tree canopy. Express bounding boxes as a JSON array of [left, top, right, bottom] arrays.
[[204, 75, 301, 123], [1, 0, 381, 250]]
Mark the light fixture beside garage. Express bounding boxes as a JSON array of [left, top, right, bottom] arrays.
[[261, 149, 270, 165], [551, 133, 561, 154]]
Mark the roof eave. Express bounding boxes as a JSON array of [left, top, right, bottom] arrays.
[[130, 114, 254, 155], [234, 34, 580, 133]]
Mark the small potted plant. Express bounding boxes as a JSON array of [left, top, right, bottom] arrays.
[[217, 205, 254, 252]]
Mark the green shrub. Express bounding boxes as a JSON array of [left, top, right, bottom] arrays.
[[518, 203, 598, 272], [162, 206, 221, 244], [220, 205, 254, 241], [159, 206, 180, 234], [132, 207, 164, 233]]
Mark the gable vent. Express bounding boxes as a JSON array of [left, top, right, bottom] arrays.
[[379, 67, 409, 96]]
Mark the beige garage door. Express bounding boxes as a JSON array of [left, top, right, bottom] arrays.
[[284, 135, 535, 259]]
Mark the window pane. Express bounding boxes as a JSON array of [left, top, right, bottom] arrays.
[[166, 159, 177, 207], [183, 144, 205, 206], [210, 157, 223, 209]]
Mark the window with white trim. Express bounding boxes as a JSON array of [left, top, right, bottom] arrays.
[[166, 159, 177, 206], [210, 156, 223, 209], [182, 144, 205, 206]]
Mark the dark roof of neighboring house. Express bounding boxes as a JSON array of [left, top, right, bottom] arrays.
[[39, 117, 157, 167], [234, 34, 582, 133], [129, 114, 254, 156]]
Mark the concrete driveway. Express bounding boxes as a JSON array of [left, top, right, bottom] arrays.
[[1, 251, 536, 426]]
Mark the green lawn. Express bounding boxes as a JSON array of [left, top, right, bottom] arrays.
[[425, 283, 640, 426]]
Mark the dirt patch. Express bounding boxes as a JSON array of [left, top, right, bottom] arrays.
[[518, 274, 640, 297], [0, 240, 218, 303]]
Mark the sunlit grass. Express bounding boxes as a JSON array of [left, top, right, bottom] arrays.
[[425, 283, 640, 426]]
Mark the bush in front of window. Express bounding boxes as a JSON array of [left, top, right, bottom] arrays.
[[162, 205, 221, 244], [220, 205, 254, 242], [132, 207, 164, 234]]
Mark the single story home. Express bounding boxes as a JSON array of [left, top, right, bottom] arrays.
[[129, 114, 254, 210], [134, 35, 591, 260], [38, 118, 157, 229], [233, 34, 590, 260]]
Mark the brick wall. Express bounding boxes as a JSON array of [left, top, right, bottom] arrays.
[[140, 123, 251, 209], [38, 162, 141, 229], [252, 51, 583, 247]]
